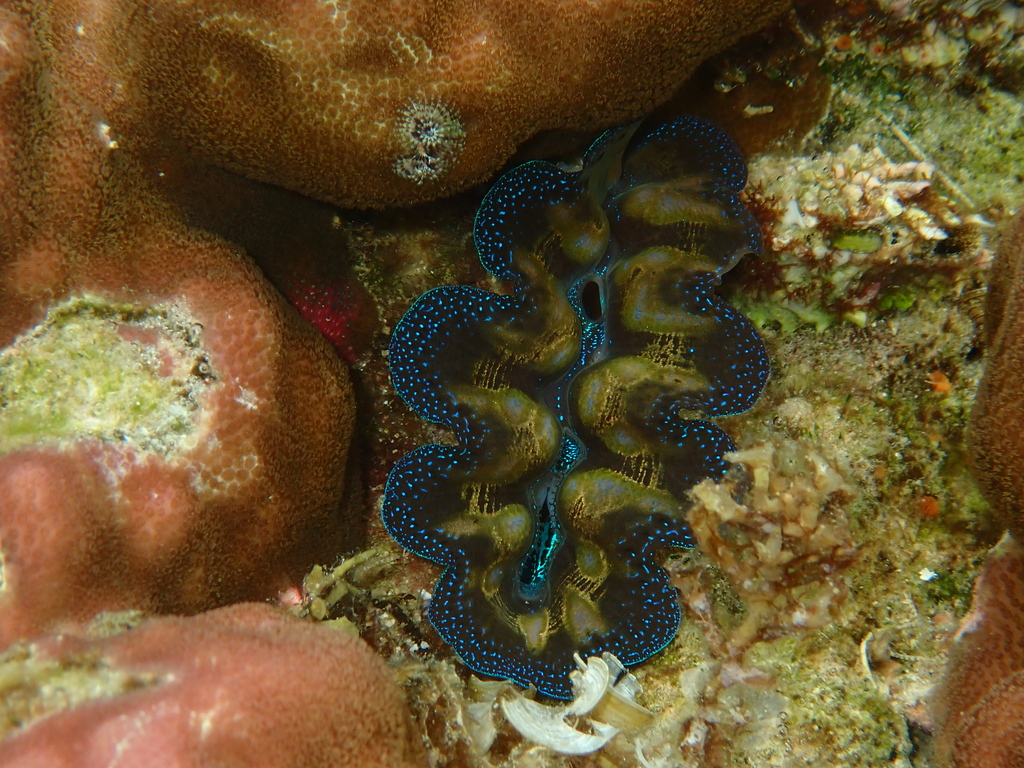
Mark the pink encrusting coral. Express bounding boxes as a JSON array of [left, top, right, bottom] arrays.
[[0, 222, 357, 646], [969, 209, 1024, 540], [0, 603, 427, 768], [930, 534, 1024, 768], [0, 0, 365, 647], [930, 210, 1024, 767]]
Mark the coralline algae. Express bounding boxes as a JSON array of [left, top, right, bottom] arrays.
[[382, 116, 769, 698]]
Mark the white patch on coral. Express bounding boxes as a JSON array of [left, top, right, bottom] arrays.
[[96, 121, 119, 150], [953, 608, 984, 640], [234, 386, 258, 410]]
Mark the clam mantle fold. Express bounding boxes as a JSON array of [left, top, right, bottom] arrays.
[[382, 116, 769, 698]]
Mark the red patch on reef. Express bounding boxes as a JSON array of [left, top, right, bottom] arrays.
[[286, 276, 376, 365], [928, 370, 952, 394], [918, 494, 941, 519]]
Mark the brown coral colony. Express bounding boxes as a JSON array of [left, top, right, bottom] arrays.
[[969, 209, 1024, 541], [124, 0, 790, 207], [932, 210, 1024, 768]]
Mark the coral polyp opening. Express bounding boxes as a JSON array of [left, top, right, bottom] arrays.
[[382, 116, 769, 698]]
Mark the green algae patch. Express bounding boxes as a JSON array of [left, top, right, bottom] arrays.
[[0, 296, 210, 456], [741, 300, 836, 334], [0, 639, 161, 740], [738, 632, 910, 766], [877, 287, 917, 313], [919, 561, 981, 614], [830, 230, 884, 254]]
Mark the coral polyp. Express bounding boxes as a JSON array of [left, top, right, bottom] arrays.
[[382, 116, 769, 698], [393, 101, 466, 184]]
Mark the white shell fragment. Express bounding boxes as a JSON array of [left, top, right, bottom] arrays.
[[500, 695, 618, 755], [499, 653, 654, 755], [566, 652, 612, 717], [465, 678, 516, 754]]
